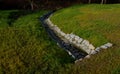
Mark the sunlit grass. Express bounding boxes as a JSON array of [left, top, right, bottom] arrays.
[[51, 4, 120, 47], [51, 4, 120, 74]]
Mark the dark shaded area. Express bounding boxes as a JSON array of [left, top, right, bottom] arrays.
[[0, 0, 120, 10], [7, 10, 34, 26], [0, 0, 25, 10]]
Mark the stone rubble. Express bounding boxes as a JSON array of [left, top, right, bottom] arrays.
[[94, 43, 113, 54]]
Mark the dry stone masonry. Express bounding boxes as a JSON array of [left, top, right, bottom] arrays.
[[40, 11, 113, 63], [45, 18, 113, 54]]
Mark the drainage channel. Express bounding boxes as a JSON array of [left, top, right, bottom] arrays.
[[40, 10, 113, 63]]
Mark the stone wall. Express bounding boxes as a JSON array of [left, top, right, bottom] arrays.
[[41, 11, 113, 62], [45, 17, 113, 55]]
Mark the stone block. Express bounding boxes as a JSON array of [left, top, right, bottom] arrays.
[[70, 34, 75, 38], [80, 44, 91, 54], [68, 51, 72, 55], [88, 44, 95, 50], [60, 31, 66, 36], [104, 43, 113, 48], [75, 36, 80, 40], [81, 40, 90, 46], [76, 44, 80, 47], [95, 47, 101, 52], [90, 50, 97, 54], [73, 41, 77, 44], [75, 37, 79, 41], [100, 45, 108, 49], [66, 36, 71, 40], [85, 55, 90, 59], [56, 29, 61, 33], [54, 26, 59, 31], [46, 19, 54, 26], [65, 34, 69, 39], [77, 38, 83, 44], [69, 38, 73, 43], [85, 41, 90, 46]]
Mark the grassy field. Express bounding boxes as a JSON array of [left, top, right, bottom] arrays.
[[51, 4, 120, 74], [0, 4, 120, 74]]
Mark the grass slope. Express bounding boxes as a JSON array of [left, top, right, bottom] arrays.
[[51, 4, 120, 47], [0, 4, 120, 74], [51, 4, 120, 74], [0, 10, 73, 74]]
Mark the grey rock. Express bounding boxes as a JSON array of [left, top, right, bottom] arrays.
[[57, 43, 60, 47], [85, 40, 90, 46], [95, 47, 101, 52], [73, 41, 77, 44], [88, 44, 95, 50], [80, 44, 91, 54], [75, 36, 80, 40], [81, 40, 90, 46], [71, 54, 75, 59], [100, 45, 108, 49], [54, 26, 60, 31], [68, 51, 72, 55], [75, 37, 79, 41], [76, 44, 80, 47], [90, 50, 97, 54], [76, 36, 80, 39], [60, 31, 66, 36], [66, 36, 71, 40], [47, 19, 54, 26], [69, 38, 73, 43], [65, 34, 69, 39], [85, 55, 90, 59], [104, 43, 113, 48], [77, 38, 83, 44], [70, 34, 75, 38]]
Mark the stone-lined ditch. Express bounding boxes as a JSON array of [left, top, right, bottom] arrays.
[[40, 10, 113, 63]]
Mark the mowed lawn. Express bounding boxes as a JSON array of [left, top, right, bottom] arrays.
[[0, 4, 120, 74], [51, 4, 120, 74]]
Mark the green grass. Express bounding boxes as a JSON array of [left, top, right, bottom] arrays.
[[51, 4, 120, 47], [51, 4, 120, 74], [0, 10, 11, 27], [0, 4, 120, 74], [0, 10, 73, 74]]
